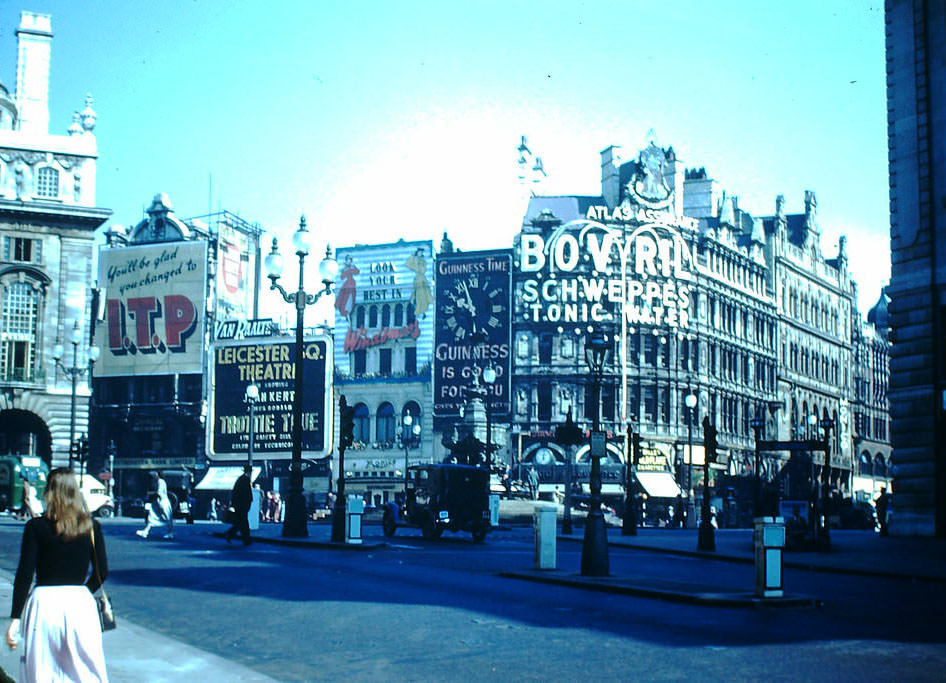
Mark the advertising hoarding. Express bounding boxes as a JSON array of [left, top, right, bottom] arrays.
[[433, 249, 512, 423], [95, 241, 208, 377], [209, 335, 333, 460], [216, 220, 256, 320], [332, 240, 434, 376]]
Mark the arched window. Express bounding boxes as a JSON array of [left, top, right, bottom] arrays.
[[394, 303, 403, 327], [380, 304, 390, 328], [0, 281, 41, 382], [376, 402, 395, 444], [401, 401, 421, 441], [36, 167, 59, 198], [368, 305, 378, 328], [874, 454, 887, 478], [355, 305, 365, 329], [859, 452, 872, 476], [352, 403, 370, 443], [406, 303, 416, 325]]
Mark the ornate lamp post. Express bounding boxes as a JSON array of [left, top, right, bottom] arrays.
[[482, 362, 496, 470], [52, 321, 99, 470], [400, 413, 421, 488], [264, 215, 338, 538], [245, 384, 259, 469], [581, 331, 610, 577], [684, 390, 698, 528], [819, 416, 835, 550]]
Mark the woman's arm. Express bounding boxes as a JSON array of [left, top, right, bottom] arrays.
[[86, 520, 108, 594], [10, 520, 38, 619]]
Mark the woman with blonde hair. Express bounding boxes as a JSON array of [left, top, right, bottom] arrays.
[[5, 468, 109, 681]]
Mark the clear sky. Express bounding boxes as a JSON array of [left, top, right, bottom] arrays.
[[1, 0, 889, 317]]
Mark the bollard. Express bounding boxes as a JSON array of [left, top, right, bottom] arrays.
[[533, 503, 557, 570], [346, 495, 365, 544], [754, 516, 786, 597], [489, 494, 500, 527]]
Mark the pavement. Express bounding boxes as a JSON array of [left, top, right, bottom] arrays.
[[0, 574, 275, 682]]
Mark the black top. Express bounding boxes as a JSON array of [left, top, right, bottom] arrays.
[[231, 473, 252, 512], [10, 516, 108, 618]]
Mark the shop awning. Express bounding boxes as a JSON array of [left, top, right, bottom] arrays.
[[195, 466, 261, 490], [636, 471, 681, 499]]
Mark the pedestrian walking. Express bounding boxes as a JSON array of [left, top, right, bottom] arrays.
[[224, 465, 252, 546], [6, 468, 109, 682], [875, 486, 890, 536], [208, 497, 218, 521], [136, 471, 174, 539]]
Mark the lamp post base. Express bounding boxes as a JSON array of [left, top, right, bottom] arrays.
[[331, 497, 347, 543], [621, 495, 637, 536], [281, 485, 309, 538], [580, 510, 610, 576], [697, 519, 716, 551]]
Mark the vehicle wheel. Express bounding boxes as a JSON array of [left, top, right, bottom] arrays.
[[472, 524, 488, 543], [421, 516, 440, 540], [382, 511, 397, 537], [96, 506, 115, 519]]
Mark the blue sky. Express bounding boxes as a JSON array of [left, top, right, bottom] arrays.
[[1, 1, 889, 315]]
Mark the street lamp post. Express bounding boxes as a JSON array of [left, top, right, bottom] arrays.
[[749, 415, 765, 517], [554, 406, 583, 536], [400, 414, 421, 489], [264, 215, 339, 538], [684, 390, 698, 528], [245, 384, 259, 469], [820, 416, 835, 550], [581, 332, 610, 577], [807, 413, 818, 538], [482, 363, 496, 471], [52, 321, 99, 470], [622, 423, 639, 536]]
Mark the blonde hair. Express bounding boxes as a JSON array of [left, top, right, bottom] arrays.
[[44, 468, 92, 541]]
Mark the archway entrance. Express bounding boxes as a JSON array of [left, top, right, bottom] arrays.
[[0, 409, 52, 465]]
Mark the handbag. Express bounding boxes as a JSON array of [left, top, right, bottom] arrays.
[[90, 528, 116, 631]]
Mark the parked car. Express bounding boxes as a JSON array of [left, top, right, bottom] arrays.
[[77, 474, 114, 518], [383, 464, 491, 542]]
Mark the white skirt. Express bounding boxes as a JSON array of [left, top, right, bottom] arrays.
[[19, 585, 108, 682]]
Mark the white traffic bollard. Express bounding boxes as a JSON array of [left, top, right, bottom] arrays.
[[346, 495, 365, 544], [489, 494, 500, 527], [754, 516, 786, 597], [534, 503, 557, 570]]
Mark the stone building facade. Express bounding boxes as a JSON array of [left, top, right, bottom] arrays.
[[0, 11, 111, 468], [885, 0, 946, 536], [506, 139, 883, 518]]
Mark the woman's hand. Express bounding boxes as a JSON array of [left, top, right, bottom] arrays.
[[6, 618, 20, 650]]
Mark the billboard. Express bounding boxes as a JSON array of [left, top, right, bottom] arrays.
[[215, 219, 256, 320], [209, 335, 333, 460], [433, 249, 512, 423], [96, 241, 208, 377], [332, 240, 434, 376]]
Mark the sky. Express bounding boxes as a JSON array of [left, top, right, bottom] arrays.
[[0, 0, 890, 317]]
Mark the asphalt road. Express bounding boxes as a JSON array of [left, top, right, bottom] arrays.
[[0, 518, 943, 681]]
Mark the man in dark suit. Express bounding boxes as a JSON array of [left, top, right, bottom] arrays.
[[225, 465, 253, 546]]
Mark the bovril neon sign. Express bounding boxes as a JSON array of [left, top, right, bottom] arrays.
[[518, 215, 695, 328]]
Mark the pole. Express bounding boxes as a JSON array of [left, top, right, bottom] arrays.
[[581, 361, 609, 576], [698, 416, 716, 551], [622, 423, 637, 536], [283, 254, 308, 538], [820, 422, 832, 551], [68, 342, 78, 471], [331, 395, 349, 543], [686, 407, 693, 528], [485, 397, 492, 472], [247, 398, 256, 469], [563, 444, 573, 535], [752, 424, 761, 517]]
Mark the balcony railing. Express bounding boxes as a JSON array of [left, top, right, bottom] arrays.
[[0, 367, 45, 383]]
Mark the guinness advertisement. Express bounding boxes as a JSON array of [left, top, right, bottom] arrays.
[[433, 249, 512, 423], [209, 335, 333, 460]]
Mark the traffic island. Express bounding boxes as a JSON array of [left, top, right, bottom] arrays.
[[210, 531, 386, 551], [498, 569, 821, 609]]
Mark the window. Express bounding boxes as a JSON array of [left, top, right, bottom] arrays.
[[376, 402, 395, 443], [406, 303, 416, 325], [0, 282, 39, 381], [379, 347, 392, 375], [353, 349, 366, 375], [3, 237, 42, 264], [355, 306, 365, 329], [353, 403, 370, 443], [601, 384, 615, 422], [404, 346, 416, 375], [539, 334, 553, 364], [381, 305, 390, 328], [537, 382, 552, 422], [394, 303, 403, 327], [36, 167, 59, 198], [368, 305, 378, 328]]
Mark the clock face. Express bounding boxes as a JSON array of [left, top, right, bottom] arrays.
[[441, 273, 507, 341]]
